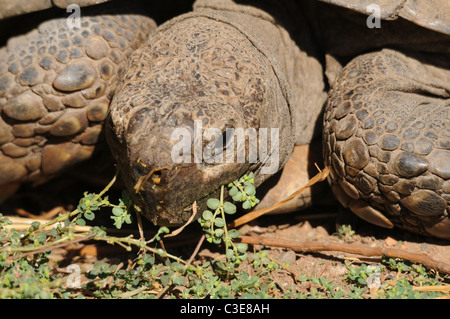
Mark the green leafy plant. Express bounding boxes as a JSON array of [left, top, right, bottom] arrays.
[[334, 224, 355, 240], [228, 172, 260, 209], [197, 173, 261, 277], [1, 171, 449, 299], [345, 258, 448, 299]]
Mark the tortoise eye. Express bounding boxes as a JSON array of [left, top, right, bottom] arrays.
[[202, 128, 235, 163], [216, 129, 234, 151]]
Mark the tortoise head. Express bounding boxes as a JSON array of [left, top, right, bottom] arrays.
[[107, 15, 293, 226]]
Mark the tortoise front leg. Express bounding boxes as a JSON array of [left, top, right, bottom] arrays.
[[0, 5, 156, 202], [323, 48, 450, 239]]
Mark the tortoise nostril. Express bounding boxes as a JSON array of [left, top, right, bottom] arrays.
[[151, 170, 163, 184], [132, 164, 170, 194], [132, 160, 147, 181]]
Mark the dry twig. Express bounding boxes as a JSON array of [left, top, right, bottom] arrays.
[[412, 285, 450, 292], [165, 201, 198, 238], [229, 166, 329, 228], [186, 234, 206, 266], [15, 206, 67, 220], [238, 235, 450, 275]]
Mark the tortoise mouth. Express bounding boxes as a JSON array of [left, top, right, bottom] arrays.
[[129, 160, 249, 226]]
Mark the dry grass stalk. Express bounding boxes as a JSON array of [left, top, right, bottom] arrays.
[[229, 166, 329, 228]]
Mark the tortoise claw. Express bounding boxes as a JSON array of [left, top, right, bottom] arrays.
[[348, 200, 393, 229]]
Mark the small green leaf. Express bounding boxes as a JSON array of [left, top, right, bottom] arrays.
[[202, 210, 213, 221], [242, 200, 252, 210], [76, 218, 86, 226], [206, 198, 220, 210], [84, 211, 95, 221], [232, 192, 242, 202], [228, 229, 240, 239], [112, 206, 124, 216], [173, 275, 186, 286], [239, 253, 248, 261], [161, 275, 171, 286], [77, 204, 84, 213], [226, 249, 235, 260], [214, 228, 224, 237], [214, 217, 225, 228], [37, 232, 47, 243], [223, 202, 236, 215], [50, 228, 58, 237], [228, 186, 239, 196], [143, 254, 155, 266], [114, 220, 123, 229], [31, 221, 40, 229], [158, 226, 170, 234], [236, 243, 248, 253], [244, 184, 256, 196], [156, 248, 167, 257], [170, 262, 183, 272]]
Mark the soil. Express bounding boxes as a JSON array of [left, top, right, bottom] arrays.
[[234, 210, 450, 294]]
